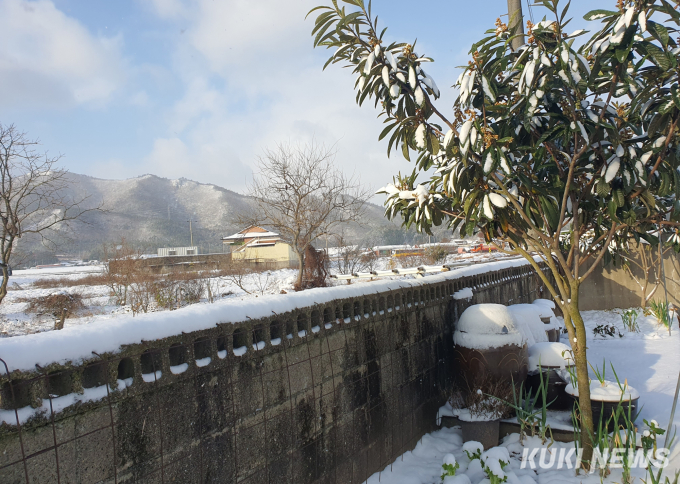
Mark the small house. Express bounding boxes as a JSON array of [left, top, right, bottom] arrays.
[[222, 226, 298, 268]]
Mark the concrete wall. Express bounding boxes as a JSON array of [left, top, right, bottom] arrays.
[[579, 252, 680, 310], [232, 242, 299, 265], [0, 262, 550, 483]]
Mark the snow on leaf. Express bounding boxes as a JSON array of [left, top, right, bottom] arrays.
[[414, 86, 425, 106], [489, 193, 507, 208], [364, 51, 375, 74], [605, 157, 620, 183], [484, 152, 494, 174], [639, 11, 647, 32], [459, 120, 473, 145], [415, 124, 426, 148], [624, 6, 635, 27], [443, 129, 454, 148], [483, 195, 494, 219], [389, 83, 400, 98], [409, 66, 417, 89], [382, 66, 390, 87], [482, 76, 495, 102], [385, 50, 397, 71]]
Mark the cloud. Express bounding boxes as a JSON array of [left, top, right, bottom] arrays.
[[138, 0, 413, 198], [148, 0, 186, 20], [0, 0, 125, 108]]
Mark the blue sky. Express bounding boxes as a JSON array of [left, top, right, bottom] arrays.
[[0, 0, 607, 194]]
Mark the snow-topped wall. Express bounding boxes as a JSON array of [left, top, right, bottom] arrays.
[[0, 257, 552, 483]]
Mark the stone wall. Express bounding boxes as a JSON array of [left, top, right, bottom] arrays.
[[0, 260, 550, 483]]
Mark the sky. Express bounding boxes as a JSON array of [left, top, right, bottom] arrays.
[[0, 0, 609, 196]]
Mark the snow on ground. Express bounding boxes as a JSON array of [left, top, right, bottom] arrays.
[[0, 252, 510, 339], [368, 309, 680, 483], [0, 254, 532, 373]]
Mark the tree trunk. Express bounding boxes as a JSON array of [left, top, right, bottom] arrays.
[[296, 250, 305, 290], [641, 279, 649, 308], [566, 283, 594, 469], [507, 0, 525, 51], [0, 264, 8, 305]]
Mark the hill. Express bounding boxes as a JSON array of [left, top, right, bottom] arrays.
[[20, 173, 419, 261]]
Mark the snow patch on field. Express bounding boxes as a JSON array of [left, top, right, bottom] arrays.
[[0, 257, 537, 373]]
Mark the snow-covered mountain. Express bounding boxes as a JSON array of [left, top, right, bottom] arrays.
[[37, 173, 411, 258]]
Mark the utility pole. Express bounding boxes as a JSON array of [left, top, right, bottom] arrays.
[[507, 0, 525, 51], [187, 219, 194, 247]]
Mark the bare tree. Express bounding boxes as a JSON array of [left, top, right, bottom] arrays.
[[612, 241, 678, 308], [0, 123, 98, 304], [246, 142, 371, 289]]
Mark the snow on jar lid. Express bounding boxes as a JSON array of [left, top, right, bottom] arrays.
[[530, 299, 556, 319], [528, 342, 574, 372], [507, 305, 549, 346], [565, 380, 640, 402], [453, 304, 523, 350]]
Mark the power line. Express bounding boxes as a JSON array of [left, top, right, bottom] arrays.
[[526, 0, 535, 24]]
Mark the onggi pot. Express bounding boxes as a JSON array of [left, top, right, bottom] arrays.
[[454, 304, 528, 390]]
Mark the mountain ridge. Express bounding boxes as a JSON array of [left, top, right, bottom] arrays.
[[25, 172, 410, 259]]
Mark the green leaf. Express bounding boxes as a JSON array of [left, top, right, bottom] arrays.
[[671, 84, 680, 110], [430, 132, 440, 155], [596, 179, 611, 197], [583, 9, 618, 21], [608, 199, 619, 221], [402, 141, 410, 161], [615, 47, 630, 64], [648, 21, 670, 48], [378, 121, 398, 141], [645, 43, 671, 71], [614, 188, 625, 207]]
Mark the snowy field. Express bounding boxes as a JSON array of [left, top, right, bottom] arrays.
[[0, 252, 507, 338], [368, 310, 680, 484]]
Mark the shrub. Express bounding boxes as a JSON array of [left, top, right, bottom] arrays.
[[621, 309, 639, 333], [26, 292, 85, 318], [649, 300, 672, 328], [424, 245, 448, 265]]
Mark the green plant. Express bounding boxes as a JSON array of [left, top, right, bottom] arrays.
[[621, 309, 640, 333], [480, 450, 510, 484], [575, 398, 617, 477], [649, 300, 672, 328], [645, 420, 677, 484], [440, 454, 459, 481], [588, 358, 607, 387], [561, 349, 577, 386], [491, 369, 555, 444]]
